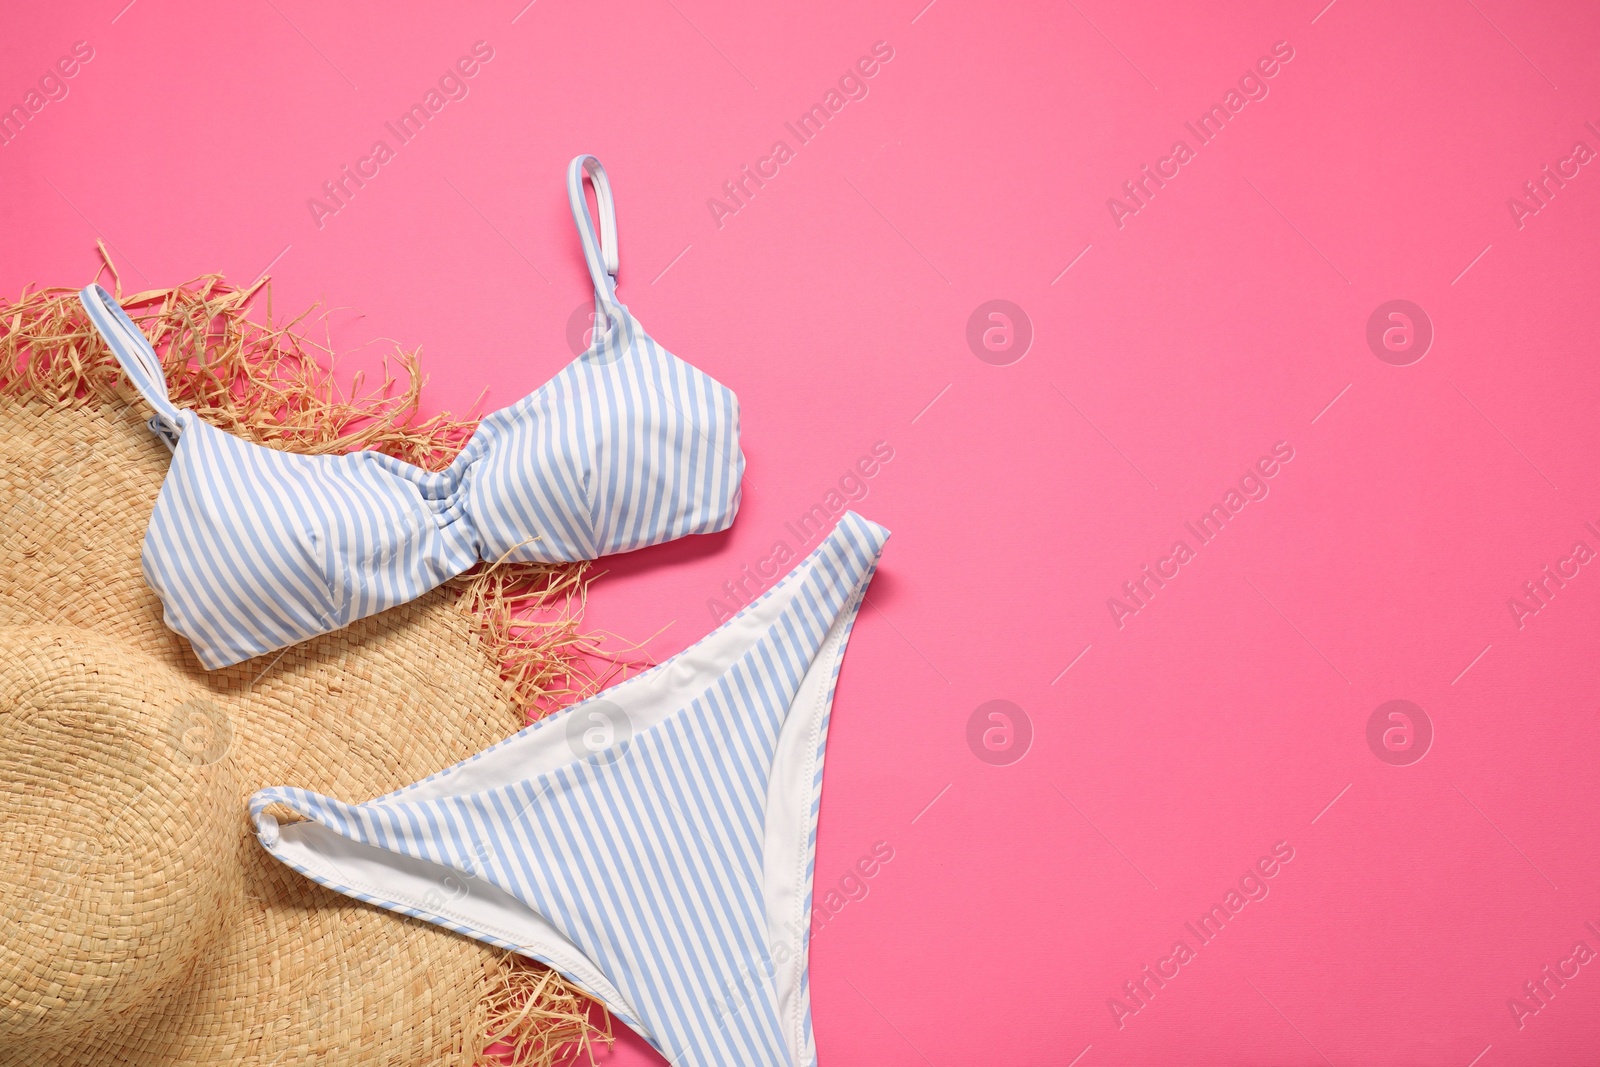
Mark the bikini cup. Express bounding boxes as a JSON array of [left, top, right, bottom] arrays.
[[79, 156, 744, 671]]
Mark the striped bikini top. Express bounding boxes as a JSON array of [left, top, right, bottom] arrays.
[[80, 155, 744, 671]]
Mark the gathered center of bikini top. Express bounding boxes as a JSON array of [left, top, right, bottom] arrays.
[[80, 155, 744, 671]]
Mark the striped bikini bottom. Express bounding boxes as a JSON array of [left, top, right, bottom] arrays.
[[251, 512, 889, 1067]]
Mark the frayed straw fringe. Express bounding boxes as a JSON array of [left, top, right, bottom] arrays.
[[469, 952, 615, 1067], [1, 244, 471, 464], [0, 246, 627, 1063]]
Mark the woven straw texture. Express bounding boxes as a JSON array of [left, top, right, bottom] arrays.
[[0, 272, 610, 1066]]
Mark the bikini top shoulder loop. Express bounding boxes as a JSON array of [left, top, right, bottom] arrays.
[[567, 155, 621, 308], [79, 284, 184, 450]]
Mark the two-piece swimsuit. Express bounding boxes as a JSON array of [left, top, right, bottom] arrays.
[[81, 155, 889, 1067]]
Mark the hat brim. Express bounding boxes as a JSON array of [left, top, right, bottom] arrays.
[[0, 274, 611, 1067]]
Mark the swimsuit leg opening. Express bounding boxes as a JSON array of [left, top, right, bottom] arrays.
[[763, 518, 887, 1067]]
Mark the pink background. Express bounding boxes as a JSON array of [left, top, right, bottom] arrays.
[[6, 1, 1600, 1063]]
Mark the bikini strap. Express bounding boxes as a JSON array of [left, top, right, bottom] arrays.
[[567, 155, 622, 312], [79, 284, 183, 450]]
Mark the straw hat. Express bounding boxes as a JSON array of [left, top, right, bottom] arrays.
[[0, 271, 611, 1066]]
